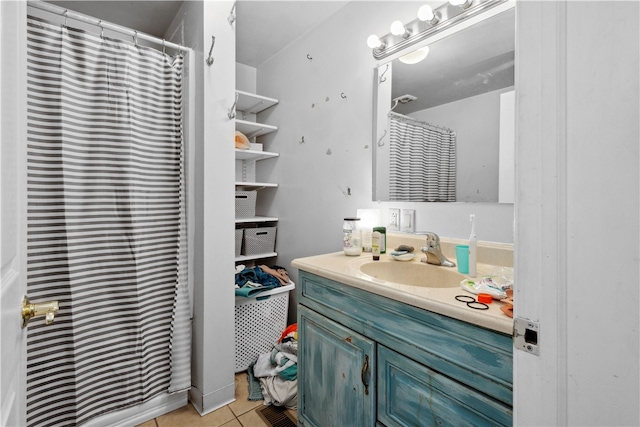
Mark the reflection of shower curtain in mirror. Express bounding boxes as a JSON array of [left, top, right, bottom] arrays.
[[388, 112, 456, 202], [25, 16, 190, 426]]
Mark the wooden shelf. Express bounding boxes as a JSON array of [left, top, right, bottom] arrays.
[[236, 119, 277, 139], [235, 149, 279, 162], [235, 252, 277, 262], [235, 182, 278, 191], [235, 216, 278, 224], [236, 90, 278, 114]]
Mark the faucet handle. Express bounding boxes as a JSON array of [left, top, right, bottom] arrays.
[[424, 232, 441, 248]]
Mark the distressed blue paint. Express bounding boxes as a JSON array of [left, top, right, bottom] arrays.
[[379, 346, 511, 426], [299, 306, 376, 427], [298, 270, 513, 426]]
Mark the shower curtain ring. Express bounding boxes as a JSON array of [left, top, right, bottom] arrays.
[[162, 39, 166, 55], [133, 31, 138, 46], [98, 20, 104, 39], [63, 10, 68, 27]]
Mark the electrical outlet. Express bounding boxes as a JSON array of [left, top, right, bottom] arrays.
[[388, 208, 400, 231], [401, 209, 415, 233]]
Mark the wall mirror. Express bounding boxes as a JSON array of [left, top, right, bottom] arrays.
[[372, 2, 515, 203]]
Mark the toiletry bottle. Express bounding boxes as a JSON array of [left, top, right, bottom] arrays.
[[373, 226, 386, 254], [468, 214, 477, 277], [343, 218, 362, 256], [372, 231, 381, 260]]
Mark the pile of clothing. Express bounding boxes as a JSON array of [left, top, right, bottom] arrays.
[[235, 264, 290, 297], [252, 324, 298, 409]]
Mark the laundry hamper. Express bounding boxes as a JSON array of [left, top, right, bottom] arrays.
[[234, 282, 295, 372]]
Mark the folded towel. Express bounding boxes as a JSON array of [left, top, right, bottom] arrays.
[[235, 284, 276, 298], [235, 131, 250, 149], [246, 363, 264, 401]]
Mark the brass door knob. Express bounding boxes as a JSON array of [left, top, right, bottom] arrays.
[[22, 296, 59, 328]]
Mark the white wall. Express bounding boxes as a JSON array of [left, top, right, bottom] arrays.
[[167, 1, 236, 415], [254, 1, 514, 320]]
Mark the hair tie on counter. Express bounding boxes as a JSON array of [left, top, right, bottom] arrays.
[[455, 295, 489, 310]]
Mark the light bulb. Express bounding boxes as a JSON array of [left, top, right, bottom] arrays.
[[390, 21, 406, 36], [449, 0, 471, 7], [417, 5, 435, 22], [367, 34, 382, 49], [398, 46, 430, 65]]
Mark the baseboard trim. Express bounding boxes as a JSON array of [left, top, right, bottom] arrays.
[[189, 383, 235, 416], [83, 391, 188, 427]]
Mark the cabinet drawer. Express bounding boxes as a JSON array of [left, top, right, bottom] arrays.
[[299, 271, 512, 406], [378, 345, 512, 427]]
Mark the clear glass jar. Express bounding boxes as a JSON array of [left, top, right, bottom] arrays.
[[342, 217, 362, 256]]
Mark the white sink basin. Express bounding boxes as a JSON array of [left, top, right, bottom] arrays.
[[359, 260, 464, 288]]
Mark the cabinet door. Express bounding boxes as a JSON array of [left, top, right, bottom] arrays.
[[378, 345, 512, 427], [298, 305, 376, 427]]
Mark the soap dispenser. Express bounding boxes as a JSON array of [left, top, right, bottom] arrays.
[[468, 214, 477, 277]]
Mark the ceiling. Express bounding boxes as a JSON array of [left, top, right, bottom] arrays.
[[46, 1, 349, 68], [43, 1, 514, 109]]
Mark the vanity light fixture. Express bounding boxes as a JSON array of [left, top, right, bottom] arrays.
[[367, 34, 384, 49], [390, 20, 411, 38], [367, 0, 510, 61], [398, 46, 430, 65], [449, 0, 473, 9], [417, 5, 438, 25]]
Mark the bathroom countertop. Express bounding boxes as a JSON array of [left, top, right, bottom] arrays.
[[292, 250, 514, 335]]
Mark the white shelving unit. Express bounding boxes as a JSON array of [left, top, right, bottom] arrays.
[[236, 90, 278, 114], [235, 119, 277, 139], [235, 91, 279, 263], [235, 148, 278, 162]]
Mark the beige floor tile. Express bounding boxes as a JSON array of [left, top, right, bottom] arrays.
[[229, 372, 264, 417], [221, 419, 243, 427], [156, 402, 236, 427], [285, 408, 298, 423], [136, 419, 157, 427], [236, 407, 270, 427]]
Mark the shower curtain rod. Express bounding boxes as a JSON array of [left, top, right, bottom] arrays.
[[388, 111, 453, 133], [27, 0, 189, 53]]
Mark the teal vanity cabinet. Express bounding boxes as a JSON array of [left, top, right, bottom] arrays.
[[297, 270, 513, 427]]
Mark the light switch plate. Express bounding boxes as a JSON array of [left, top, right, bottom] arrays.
[[388, 208, 400, 231], [401, 209, 415, 233]]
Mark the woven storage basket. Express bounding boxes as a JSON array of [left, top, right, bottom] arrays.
[[234, 283, 295, 372], [242, 227, 276, 255], [235, 191, 257, 217], [235, 229, 243, 257]]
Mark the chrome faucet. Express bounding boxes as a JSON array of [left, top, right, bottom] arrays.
[[419, 232, 456, 267]]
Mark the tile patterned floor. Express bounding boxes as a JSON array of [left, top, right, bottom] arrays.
[[136, 372, 296, 427]]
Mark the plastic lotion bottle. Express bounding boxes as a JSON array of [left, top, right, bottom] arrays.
[[372, 231, 381, 261], [468, 214, 477, 277]]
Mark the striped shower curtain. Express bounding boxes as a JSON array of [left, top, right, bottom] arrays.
[[389, 112, 456, 202], [25, 16, 190, 426]]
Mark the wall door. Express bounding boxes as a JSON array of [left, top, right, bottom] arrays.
[[515, 2, 640, 426], [0, 1, 27, 425]]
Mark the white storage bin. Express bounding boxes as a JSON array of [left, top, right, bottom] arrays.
[[234, 282, 295, 372], [242, 226, 276, 255], [235, 229, 243, 257], [235, 190, 257, 217]]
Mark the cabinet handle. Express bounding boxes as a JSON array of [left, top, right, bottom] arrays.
[[361, 354, 369, 395]]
